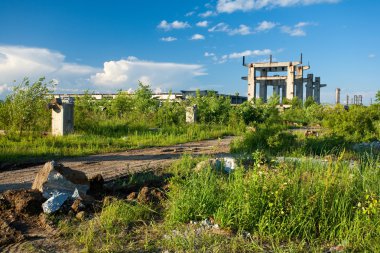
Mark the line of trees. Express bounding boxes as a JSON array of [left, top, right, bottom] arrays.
[[0, 78, 379, 143]]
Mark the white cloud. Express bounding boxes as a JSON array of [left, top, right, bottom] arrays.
[[208, 23, 252, 35], [255, 21, 277, 32], [217, 0, 340, 13], [90, 58, 207, 91], [204, 52, 219, 63], [161, 36, 177, 42], [229, 24, 252, 35], [185, 11, 196, 17], [204, 49, 272, 64], [157, 20, 191, 31], [0, 45, 207, 96], [369, 54, 376, 59], [281, 22, 315, 36], [196, 21, 209, 27], [190, 34, 206, 40], [227, 49, 272, 59], [199, 10, 216, 17], [208, 22, 230, 32], [0, 45, 99, 95], [281, 26, 306, 36], [0, 83, 11, 95], [295, 21, 310, 28]]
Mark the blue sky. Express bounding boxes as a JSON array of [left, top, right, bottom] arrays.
[[0, 0, 379, 104]]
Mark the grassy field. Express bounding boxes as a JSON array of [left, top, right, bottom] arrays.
[[56, 153, 380, 252], [0, 122, 237, 164], [2, 81, 380, 251]]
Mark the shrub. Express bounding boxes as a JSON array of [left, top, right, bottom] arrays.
[[0, 77, 52, 135]]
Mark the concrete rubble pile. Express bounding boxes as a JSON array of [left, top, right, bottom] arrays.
[[32, 161, 90, 214]]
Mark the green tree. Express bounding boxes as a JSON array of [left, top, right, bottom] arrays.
[[375, 90, 380, 104], [110, 90, 133, 118], [132, 81, 158, 113], [1, 77, 53, 136], [189, 90, 231, 124], [304, 96, 316, 108]]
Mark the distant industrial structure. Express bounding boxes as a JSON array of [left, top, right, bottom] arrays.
[[242, 54, 326, 103], [53, 90, 247, 105]]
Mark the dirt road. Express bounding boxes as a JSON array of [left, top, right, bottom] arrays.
[[0, 136, 234, 192]]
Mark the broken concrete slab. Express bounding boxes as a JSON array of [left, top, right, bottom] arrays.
[[32, 161, 89, 199]]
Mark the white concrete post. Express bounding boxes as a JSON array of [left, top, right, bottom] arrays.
[[186, 105, 197, 123], [51, 98, 74, 136], [286, 64, 295, 100], [247, 66, 256, 101]]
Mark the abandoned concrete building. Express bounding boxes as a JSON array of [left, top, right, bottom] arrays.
[[242, 54, 326, 103], [54, 90, 248, 105]]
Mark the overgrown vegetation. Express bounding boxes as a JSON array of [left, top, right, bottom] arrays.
[[2, 78, 380, 251], [0, 79, 244, 164], [64, 154, 380, 252]]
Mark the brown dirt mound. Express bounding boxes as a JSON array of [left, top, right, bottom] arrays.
[[2, 189, 45, 215]]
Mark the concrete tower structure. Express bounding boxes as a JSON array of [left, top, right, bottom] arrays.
[[242, 55, 326, 103]]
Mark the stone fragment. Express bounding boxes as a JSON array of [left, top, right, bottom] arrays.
[[32, 161, 89, 199], [42, 192, 70, 214], [71, 199, 85, 213], [76, 211, 85, 221], [137, 186, 151, 203], [127, 192, 137, 201]]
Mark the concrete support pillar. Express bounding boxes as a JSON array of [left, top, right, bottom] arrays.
[[305, 73, 314, 100], [259, 70, 267, 102], [51, 98, 74, 136], [336, 88, 341, 104], [186, 105, 197, 123], [281, 84, 287, 101], [314, 77, 321, 104], [247, 66, 256, 101], [273, 85, 280, 96], [295, 66, 304, 101], [286, 65, 295, 100]]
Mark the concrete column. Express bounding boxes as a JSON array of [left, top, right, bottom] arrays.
[[281, 83, 286, 99], [314, 77, 321, 104], [247, 66, 256, 101], [305, 74, 314, 99], [273, 85, 280, 96], [295, 66, 304, 101], [259, 69, 267, 102], [186, 105, 197, 123], [336, 88, 341, 104], [51, 98, 74, 136], [286, 65, 295, 100]]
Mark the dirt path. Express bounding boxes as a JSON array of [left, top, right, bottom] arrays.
[[0, 136, 234, 192]]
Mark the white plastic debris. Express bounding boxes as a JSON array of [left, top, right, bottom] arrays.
[[216, 157, 236, 173]]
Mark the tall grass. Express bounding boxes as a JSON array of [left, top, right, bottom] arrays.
[[0, 123, 237, 163], [166, 155, 380, 251], [77, 200, 154, 252]]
